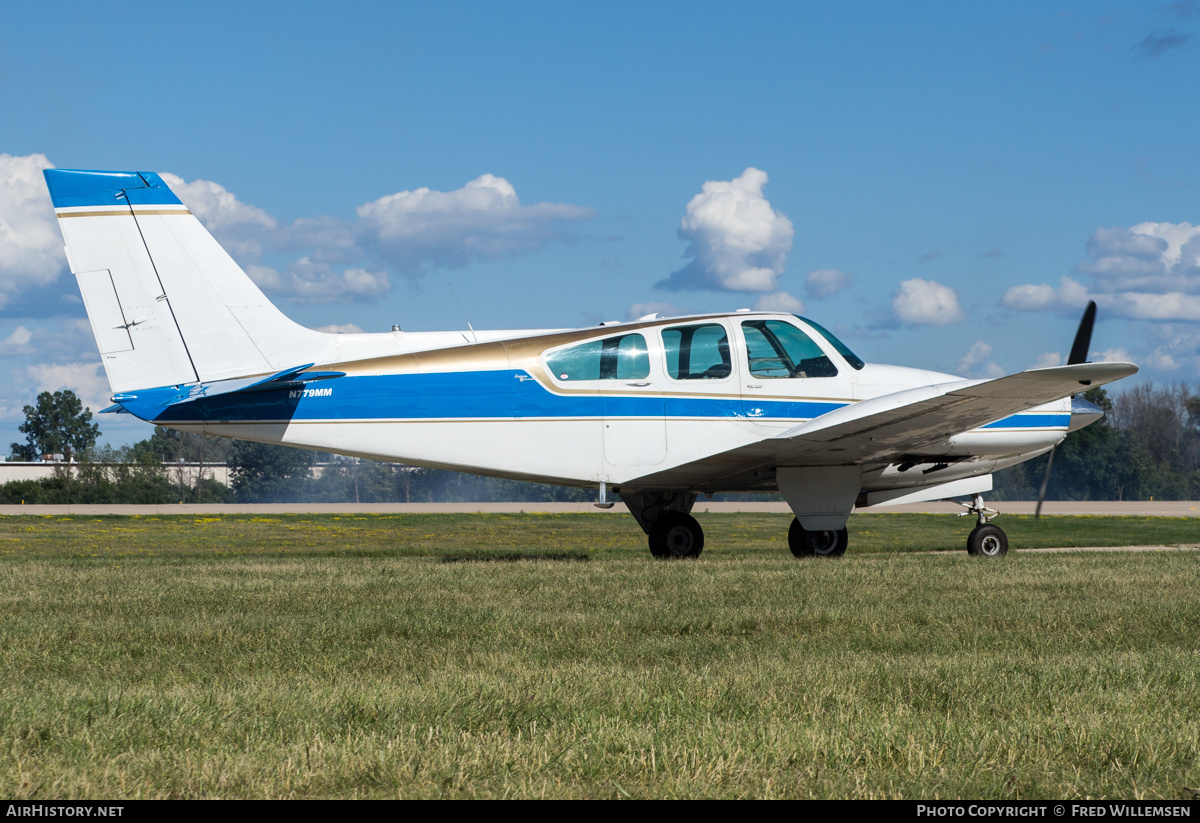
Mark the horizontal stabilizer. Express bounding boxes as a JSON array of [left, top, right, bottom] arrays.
[[107, 365, 345, 418]]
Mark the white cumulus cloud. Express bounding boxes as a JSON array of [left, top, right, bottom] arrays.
[[1006, 222, 1200, 322], [314, 323, 365, 334], [156, 170, 595, 303], [1141, 324, 1200, 374], [626, 301, 687, 321], [657, 167, 794, 293], [159, 172, 278, 261], [0, 153, 65, 310], [1094, 347, 1132, 363], [1146, 350, 1179, 370], [956, 339, 1005, 378], [357, 173, 594, 273], [159, 173, 276, 232], [805, 268, 854, 299], [892, 278, 965, 326], [246, 260, 390, 304], [24, 361, 111, 415], [753, 291, 805, 313], [1002, 276, 1092, 312], [0, 325, 33, 354], [957, 340, 991, 371], [1101, 291, 1200, 321], [0, 320, 95, 362]]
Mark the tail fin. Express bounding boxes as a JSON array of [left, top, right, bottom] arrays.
[[45, 169, 328, 394]]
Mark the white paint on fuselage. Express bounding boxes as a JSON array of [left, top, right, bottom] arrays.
[[175, 313, 1075, 493]]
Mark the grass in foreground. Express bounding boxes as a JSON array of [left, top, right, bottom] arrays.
[[0, 514, 1197, 798], [0, 511, 1195, 561]]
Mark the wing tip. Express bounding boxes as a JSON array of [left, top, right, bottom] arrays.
[[1027, 361, 1139, 381]]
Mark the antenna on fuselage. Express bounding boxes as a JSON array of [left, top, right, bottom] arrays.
[[448, 283, 478, 344]]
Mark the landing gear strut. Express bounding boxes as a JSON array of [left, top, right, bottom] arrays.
[[788, 518, 848, 558], [956, 493, 1008, 557]]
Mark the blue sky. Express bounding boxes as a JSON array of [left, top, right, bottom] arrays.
[[1, 1, 1198, 448]]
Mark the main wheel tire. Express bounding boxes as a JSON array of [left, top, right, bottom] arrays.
[[788, 518, 848, 558], [967, 524, 1008, 558], [648, 512, 704, 559]]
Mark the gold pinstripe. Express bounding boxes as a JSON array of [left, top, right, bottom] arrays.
[[56, 209, 192, 218], [322, 315, 856, 403]]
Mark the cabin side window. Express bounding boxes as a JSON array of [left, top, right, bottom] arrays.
[[545, 333, 650, 381], [741, 320, 838, 378], [662, 323, 732, 380]]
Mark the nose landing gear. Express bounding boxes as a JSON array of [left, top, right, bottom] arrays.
[[957, 493, 1008, 557]]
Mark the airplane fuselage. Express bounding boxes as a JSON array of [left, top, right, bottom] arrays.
[[116, 312, 1074, 501]]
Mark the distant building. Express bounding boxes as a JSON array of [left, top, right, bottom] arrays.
[[0, 462, 234, 486]]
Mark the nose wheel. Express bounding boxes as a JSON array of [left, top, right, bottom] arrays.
[[967, 523, 1008, 557], [957, 493, 1008, 557]]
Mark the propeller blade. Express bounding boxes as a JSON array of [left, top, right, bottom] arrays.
[[1035, 445, 1056, 519], [1038, 302, 1096, 518], [1067, 300, 1097, 366]]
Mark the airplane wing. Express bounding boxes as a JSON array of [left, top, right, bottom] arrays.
[[631, 361, 1138, 488]]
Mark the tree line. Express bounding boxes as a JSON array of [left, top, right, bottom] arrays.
[[3, 383, 1199, 504], [992, 385, 1200, 501]]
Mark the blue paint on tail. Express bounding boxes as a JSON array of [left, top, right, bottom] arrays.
[[44, 169, 183, 208]]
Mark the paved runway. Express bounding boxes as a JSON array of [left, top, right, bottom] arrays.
[[0, 501, 1197, 516]]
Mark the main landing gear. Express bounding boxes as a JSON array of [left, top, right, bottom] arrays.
[[619, 488, 1008, 559], [621, 491, 704, 559], [621, 489, 849, 559], [957, 493, 1008, 558], [648, 511, 705, 559], [788, 519, 848, 558]]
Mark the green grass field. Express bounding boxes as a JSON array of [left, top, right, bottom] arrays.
[[0, 511, 1195, 561], [1, 513, 1197, 799]]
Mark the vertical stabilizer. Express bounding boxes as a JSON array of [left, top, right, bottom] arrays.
[[45, 169, 330, 394]]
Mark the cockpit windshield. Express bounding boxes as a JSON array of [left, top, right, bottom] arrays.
[[797, 317, 865, 370]]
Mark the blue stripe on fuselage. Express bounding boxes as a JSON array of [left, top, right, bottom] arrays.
[[982, 414, 1070, 429], [117, 370, 1069, 430]]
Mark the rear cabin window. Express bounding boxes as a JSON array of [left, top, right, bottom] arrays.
[[545, 333, 650, 381], [662, 324, 732, 380], [741, 320, 838, 378]]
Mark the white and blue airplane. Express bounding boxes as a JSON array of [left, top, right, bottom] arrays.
[[43, 168, 1138, 558]]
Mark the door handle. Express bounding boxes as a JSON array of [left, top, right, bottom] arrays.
[[747, 384, 763, 389], [626, 382, 651, 387]]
